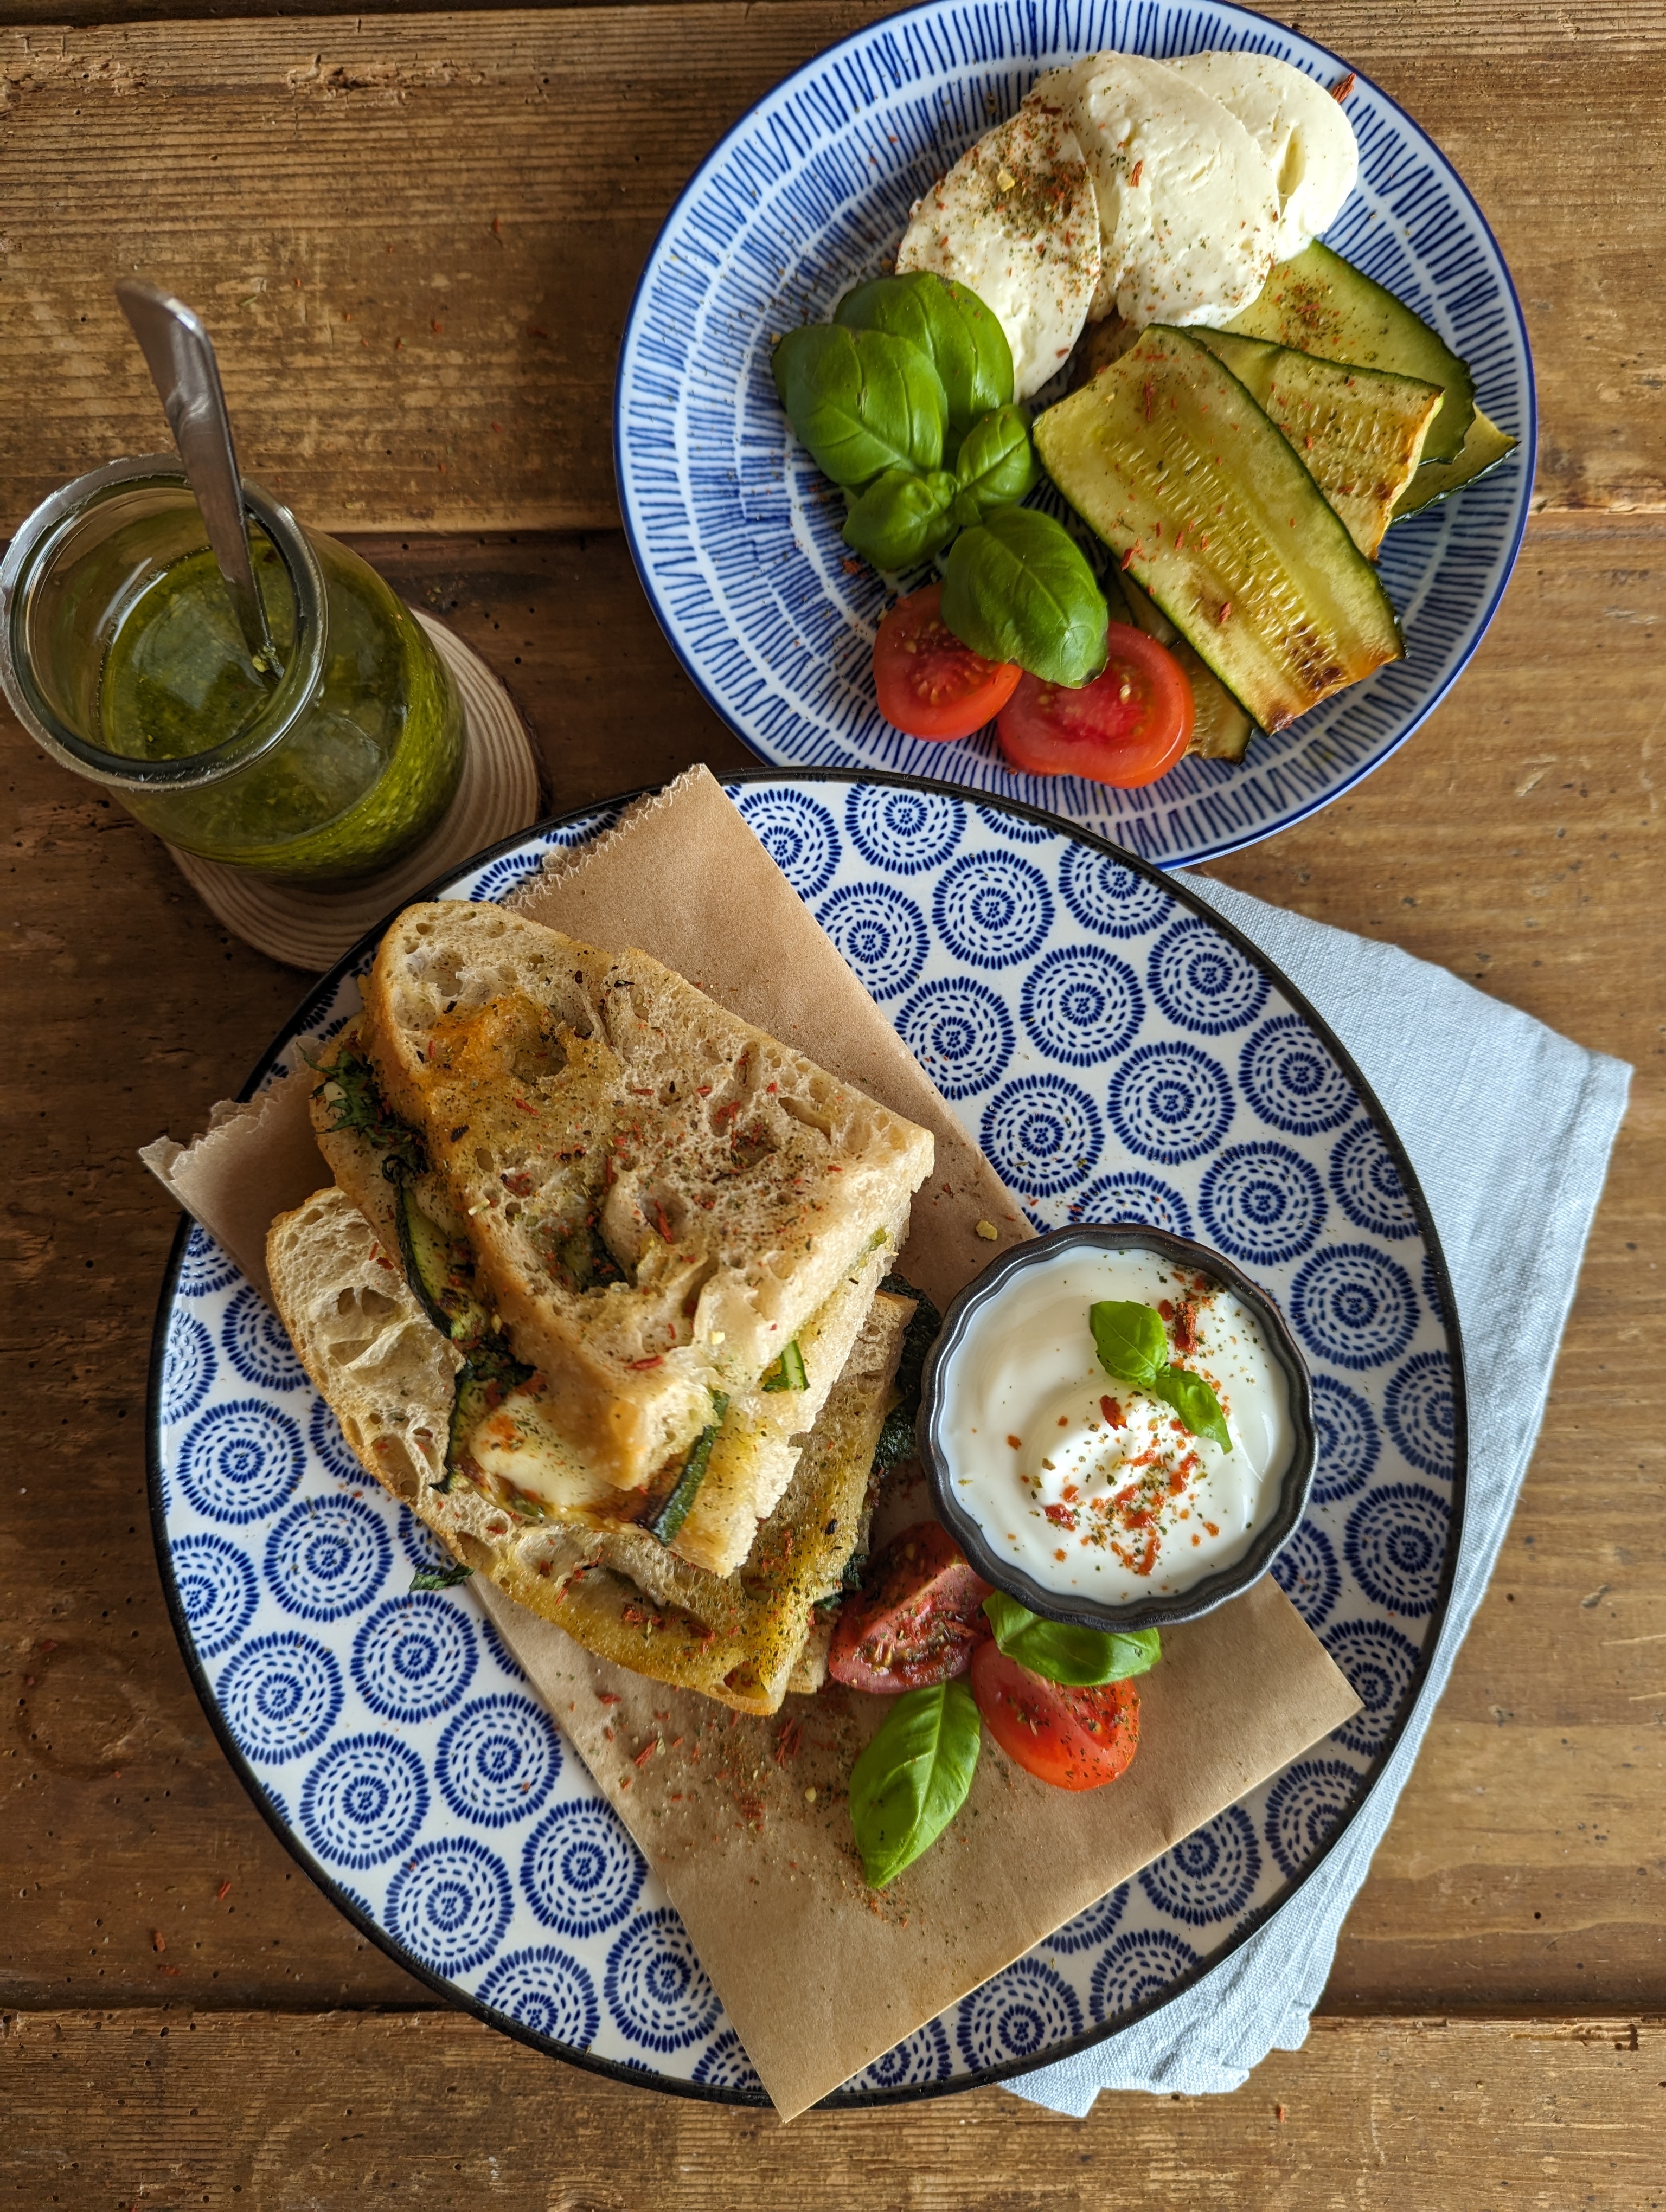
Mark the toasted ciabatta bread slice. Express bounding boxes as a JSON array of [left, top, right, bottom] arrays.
[[310, 1024, 911, 1575], [267, 1185, 909, 1714], [358, 902, 933, 1491]]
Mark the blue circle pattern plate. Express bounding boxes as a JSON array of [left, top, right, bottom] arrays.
[[151, 774, 1465, 2105], [615, 0, 1534, 869]]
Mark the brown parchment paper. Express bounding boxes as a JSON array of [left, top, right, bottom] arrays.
[[145, 763, 1360, 2120]]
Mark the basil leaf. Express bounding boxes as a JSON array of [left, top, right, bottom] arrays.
[[842, 466, 959, 571], [939, 506, 1108, 686], [951, 406, 1036, 528], [982, 1591, 1161, 1686], [409, 1562, 473, 1591], [848, 1679, 981, 1889], [1150, 1365, 1233, 1454], [835, 271, 1013, 439], [772, 323, 946, 486], [940, 277, 1015, 423], [1090, 1300, 1169, 1390]]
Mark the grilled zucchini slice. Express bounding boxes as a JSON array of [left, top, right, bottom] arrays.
[[1190, 330, 1440, 558], [1221, 242, 1475, 465], [1035, 325, 1403, 734], [1393, 406, 1520, 518]]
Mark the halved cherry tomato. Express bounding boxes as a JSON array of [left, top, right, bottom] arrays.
[[996, 621, 1194, 787], [829, 1521, 993, 1694], [969, 1642, 1141, 1791], [874, 582, 1022, 742]]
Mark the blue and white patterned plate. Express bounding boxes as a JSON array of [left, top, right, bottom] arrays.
[[150, 773, 1466, 2104], [615, 0, 1534, 867]]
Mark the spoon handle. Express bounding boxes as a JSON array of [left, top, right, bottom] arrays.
[[115, 279, 279, 673]]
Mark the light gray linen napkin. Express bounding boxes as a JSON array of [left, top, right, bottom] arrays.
[[1008, 876, 1632, 2114]]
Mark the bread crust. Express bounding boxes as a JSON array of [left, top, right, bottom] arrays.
[[359, 902, 933, 1490]]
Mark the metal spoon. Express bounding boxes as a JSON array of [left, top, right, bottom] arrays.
[[114, 278, 280, 676]]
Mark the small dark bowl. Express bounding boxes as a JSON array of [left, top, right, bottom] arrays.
[[917, 1225, 1318, 1634]]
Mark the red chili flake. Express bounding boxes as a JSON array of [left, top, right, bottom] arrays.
[[652, 1200, 675, 1244], [627, 1086, 654, 1098], [633, 1739, 660, 1768], [626, 1355, 663, 1371], [1171, 1301, 1199, 1355], [37, 1641, 58, 1654], [1100, 1394, 1123, 1427], [501, 1171, 535, 1198], [1217, 601, 1233, 624], [1158, 1298, 1175, 1321], [1129, 159, 1144, 187], [157, 1963, 181, 1978], [1331, 71, 1355, 100], [597, 1692, 620, 1707], [513, 1099, 537, 1115], [773, 1718, 804, 1767], [215, 1881, 232, 1901], [1007, 1433, 1023, 1450], [841, 557, 863, 575], [1043, 1502, 1078, 1530]]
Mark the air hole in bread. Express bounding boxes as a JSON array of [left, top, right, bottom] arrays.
[[373, 1434, 421, 1500], [778, 1092, 836, 1141]]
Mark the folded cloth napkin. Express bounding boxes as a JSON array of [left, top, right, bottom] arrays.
[[1008, 876, 1632, 2114]]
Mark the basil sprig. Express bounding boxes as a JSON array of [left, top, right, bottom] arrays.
[[1089, 1300, 1232, 1452], [982, 1590, 1162, 1687], [848, 1680, 982, 1889]]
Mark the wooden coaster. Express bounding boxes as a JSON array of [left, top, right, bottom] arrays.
[[166, 611, 542, 972]]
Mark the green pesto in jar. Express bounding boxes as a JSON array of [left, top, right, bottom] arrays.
[[98, 524, 463, 883]]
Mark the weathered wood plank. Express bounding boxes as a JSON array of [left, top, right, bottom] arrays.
[[5, 2007, 1666, 2206], [0, 7, 1659, 535], [1, 512, 1659, 2015]]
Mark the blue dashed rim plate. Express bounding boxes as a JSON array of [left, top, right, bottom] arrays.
[[149, 770, 1466, 2105], [614, 0, 1535, 869]]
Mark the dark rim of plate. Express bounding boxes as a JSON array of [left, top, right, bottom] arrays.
[[146, 765, 1470, 2112], [611, 0, 1537, 869], [918, 1224, 1318, 1633]]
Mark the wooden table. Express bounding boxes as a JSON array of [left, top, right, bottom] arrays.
[[2, 4, 1661, 2202]]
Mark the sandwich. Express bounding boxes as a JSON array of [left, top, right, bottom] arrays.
[[266, 901, 935, 1714]]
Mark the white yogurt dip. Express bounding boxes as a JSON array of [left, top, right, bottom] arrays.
[[939, 1245, 1294, 1605]]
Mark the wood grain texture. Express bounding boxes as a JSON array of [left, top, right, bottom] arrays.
[[0, 3, 1661, 535], [2, 515, 1659, 2019], [6, 2008, 1666, 2205]]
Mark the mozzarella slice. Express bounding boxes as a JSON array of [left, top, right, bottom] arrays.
[[896, 103, 1103, 399], [1170, 49, 1359, 259], [1037, 51, 1280, 330]]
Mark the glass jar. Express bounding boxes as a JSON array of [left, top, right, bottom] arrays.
[[0, 455, 464, 883]]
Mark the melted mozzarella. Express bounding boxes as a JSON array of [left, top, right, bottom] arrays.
[[937, 1246, 1294, 1606], [470, 1386, 623, 1517], [1034, 52, 1280, 329], [1170, 50, 1359, 259], [896, 102, 1103, 399]]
